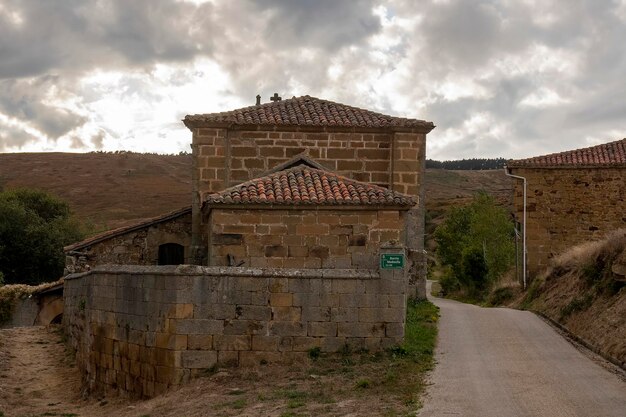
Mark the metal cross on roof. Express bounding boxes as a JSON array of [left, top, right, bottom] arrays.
[[270, 93, 282, 102]]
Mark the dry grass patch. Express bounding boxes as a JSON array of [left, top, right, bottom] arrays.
[[519, 229, 626, 365]]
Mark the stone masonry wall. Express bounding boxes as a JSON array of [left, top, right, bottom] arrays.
[[190, 127, 427, 295], [191, 128, 425, 198], [209, 209, 405, 269], [511, 167, 626, 276], [66, 213, 192, 273], [64, 261, 407, 397]]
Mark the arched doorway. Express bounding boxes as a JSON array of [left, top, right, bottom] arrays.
[[158, 243, 185, 265]]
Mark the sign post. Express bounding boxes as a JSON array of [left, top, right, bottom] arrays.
[[380, 253, 405, 270]]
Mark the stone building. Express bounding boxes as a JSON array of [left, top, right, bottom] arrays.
[[63, 95, 436, 397], [67, 95, 435, 294], [184, 95, 435, 295], [507, 138, 626, 277], [205, 161, 415, 269], [64, 207, 192, 272]]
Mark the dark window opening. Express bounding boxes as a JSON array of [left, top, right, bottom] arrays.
[[158, 243, 185, 265]]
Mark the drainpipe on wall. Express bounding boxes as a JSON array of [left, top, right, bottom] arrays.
[[504, 166, 527, 290]]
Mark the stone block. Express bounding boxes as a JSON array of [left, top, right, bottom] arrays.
[[278, 336, 293, 352], [385, 322, 404, 337], [331, 280, 357, 294], [293, 292, 321, 307], [287, 244, 309, 258], [155, 333, 188, 350], [223, 319, 267, 335], [238, 305, 271, 321], [268, 278, 288, 293], [272, 306, 301, 321], [301, 305, 331, 322], [292, 336, 322, 352], [188, 334, 213, 350], [330, 307, 357, 323], [213, 335, 251, 351], [154, 348, 180, 367], [168, 304, 194, 319], [319, 293, 339, 307], [251, 335, 280, 351], [181, 351, 218, 369], [308, 322, 337, 337], [174, 319, 224, 335], [217, 350, 239, 367], [269, 321, 306, 337], [270, 293, 292, 307], [321, 337, 347, 353], [265, 245, 287, 257]]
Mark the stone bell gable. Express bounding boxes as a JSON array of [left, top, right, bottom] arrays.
[[183, 95, 435, 293], [508, 138, 626, 277]]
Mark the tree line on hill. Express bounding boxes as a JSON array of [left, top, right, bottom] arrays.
[[426, 158, 507, 170]]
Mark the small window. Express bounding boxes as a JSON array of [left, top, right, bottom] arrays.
[[158, 243, 185, 265]]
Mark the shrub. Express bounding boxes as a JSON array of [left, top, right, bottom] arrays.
[[0, 189, 85, 285], [434, 192, 515, 298]]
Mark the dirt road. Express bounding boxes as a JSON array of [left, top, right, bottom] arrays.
[[419, 290, 626, 417], [0, 326, 86, 416]]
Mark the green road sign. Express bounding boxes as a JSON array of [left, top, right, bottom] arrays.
[[380, 253, 404, 269]]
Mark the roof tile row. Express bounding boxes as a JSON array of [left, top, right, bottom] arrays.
[[184, 95, 434, 131], [508, 138, 626, 168], [204, 164, 415, 207]]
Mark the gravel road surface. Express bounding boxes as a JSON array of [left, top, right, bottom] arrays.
[[419, 287, 626, 417]]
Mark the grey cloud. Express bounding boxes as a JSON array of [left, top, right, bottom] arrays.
[[0, 0, 217, 79], [0, 121, 36, 151], [90, 130, 105, 149], [250, 0, 381, 51], [0, 77, 87, 138]]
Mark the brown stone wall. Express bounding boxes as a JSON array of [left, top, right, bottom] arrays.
[[209, 209, 405, 269], [191, 128, 425, 198], [511, 167, 626, 276], [64, 263, 408, 397], [65, 213, 193, 273]]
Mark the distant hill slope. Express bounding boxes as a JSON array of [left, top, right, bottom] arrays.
[[0, 152, 192, 231], [0, 153, 513, 236]]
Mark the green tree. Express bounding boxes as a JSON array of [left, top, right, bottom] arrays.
[[434, 192, 515, 296], [0, 189, 85, 285]]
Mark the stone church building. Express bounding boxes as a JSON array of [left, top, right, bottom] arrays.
[[507, 138, 626, 278], [63, 95, 436, 396], [65, 95, 435, 295]]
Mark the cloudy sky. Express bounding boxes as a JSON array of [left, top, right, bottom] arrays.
[[1, 0, 625, 160]]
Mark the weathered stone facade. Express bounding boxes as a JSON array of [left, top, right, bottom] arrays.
[[510, 167, 626, 276], [65, 209, 193, 273], [186, 111, 431, 297], [64, 260, 408, 397], [191, 129, 425, 197], [209, 209, 404, 269]]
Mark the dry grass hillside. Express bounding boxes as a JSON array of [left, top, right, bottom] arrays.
[[0, 152, 513, 238], [0, 152, 192, 232], [521, 230, 626, 366]]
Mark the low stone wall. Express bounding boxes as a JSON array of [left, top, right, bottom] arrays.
[[0, 297, 38, 328], [64, 257, 407, 397]]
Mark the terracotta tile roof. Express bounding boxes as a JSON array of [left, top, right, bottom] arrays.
[[184, 95, 435, 132], [508, 138, 626, 168], [64, 206, 191, 252], [204, 165, 415, 208]]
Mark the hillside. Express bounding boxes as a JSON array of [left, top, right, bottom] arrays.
[[521, 230, 626, 366], [0, 152, 513, 235], [0, 152, 192, 231]]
